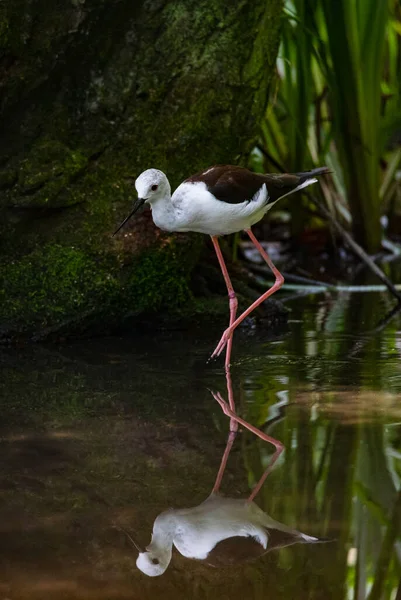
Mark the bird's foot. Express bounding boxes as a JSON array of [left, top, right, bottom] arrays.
[[210, 327, 233, 360]]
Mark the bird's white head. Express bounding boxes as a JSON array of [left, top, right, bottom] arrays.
[[112, 168, 171, 236], [136, 548, 171, 577], [135, 168, 170, 205]]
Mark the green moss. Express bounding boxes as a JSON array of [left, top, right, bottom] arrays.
[[0, 240, 198, 334], [8, 140, 88, 208], [0, 167, 17, 190], [0, 13, 10, 49], [121, 243, 193, 315], [0, 245, 119, 328]]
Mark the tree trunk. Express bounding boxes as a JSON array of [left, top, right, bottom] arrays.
[[0, 0, 283, 339]]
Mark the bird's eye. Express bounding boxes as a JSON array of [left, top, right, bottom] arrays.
[[151, 184, 158, 191], [151, 558, 160, 565]]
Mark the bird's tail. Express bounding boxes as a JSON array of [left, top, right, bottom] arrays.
[[296, 166, 331, 184], [268, 166, 331, 208], [262, 165, 330, 211], [299, 533, 332, 544], [266, 178, 319, 211]]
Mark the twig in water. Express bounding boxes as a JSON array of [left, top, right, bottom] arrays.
[[307, 192, 401, 304], [248, 263, 328, 288]]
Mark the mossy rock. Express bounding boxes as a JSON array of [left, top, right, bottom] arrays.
[[0, 241, 196, 338], [0, 0, 283, 339], [4, 140, 88, 208]]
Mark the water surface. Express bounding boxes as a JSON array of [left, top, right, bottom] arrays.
[[1, 291, 401, 599]]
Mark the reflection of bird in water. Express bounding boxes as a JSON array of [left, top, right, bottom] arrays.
[[135, 488, 322, 576], [128, 373, 325, 577]]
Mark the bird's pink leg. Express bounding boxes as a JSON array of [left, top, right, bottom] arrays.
[[211, 228, 284, 359], [213, 392, 284, 502], [210, 367, 237, 492], [210, 426, 236, 494], [211, 236, 238, 370], [224, 363, 238, 432]]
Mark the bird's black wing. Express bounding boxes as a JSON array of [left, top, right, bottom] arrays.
[[204, 535, 266, 567], [204, 527, 314, 568], [185, 165, 268, 205], [186, 165, 330, 204]]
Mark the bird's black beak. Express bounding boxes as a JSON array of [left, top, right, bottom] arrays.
[[113, 197, 146, 236], [114, 526, 145, 553]]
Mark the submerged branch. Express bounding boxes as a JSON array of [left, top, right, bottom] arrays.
[[308, 192, 401, 303]]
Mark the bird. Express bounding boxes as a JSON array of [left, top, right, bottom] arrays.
[[118, 376, 326, 577], [113, 164, 330, 367]]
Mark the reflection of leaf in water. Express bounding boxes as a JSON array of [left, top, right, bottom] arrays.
[[368, 490, 401, 600], [239, 387, 401, 598], [323, 293, 348, 335], [355, 482, 390, 527]]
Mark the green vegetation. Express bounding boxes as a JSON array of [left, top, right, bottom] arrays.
[[258, 0, 401, 253]]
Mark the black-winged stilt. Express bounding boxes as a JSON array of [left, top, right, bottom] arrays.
[[114, 165, 330, 366], [126, 381, 323, 577]]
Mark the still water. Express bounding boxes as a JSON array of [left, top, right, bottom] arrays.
[[1, 291, 401, 599]]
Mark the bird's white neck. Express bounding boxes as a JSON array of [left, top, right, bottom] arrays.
[[148, 192, 179, 233], [147, 511, 176, 558]]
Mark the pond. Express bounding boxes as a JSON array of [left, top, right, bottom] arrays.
[[1, 290, 401, 599]]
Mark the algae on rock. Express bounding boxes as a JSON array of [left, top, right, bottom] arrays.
[[0, 0, 283, 338]]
